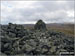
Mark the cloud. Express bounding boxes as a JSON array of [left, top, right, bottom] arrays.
[[1, 1, 74, 24]]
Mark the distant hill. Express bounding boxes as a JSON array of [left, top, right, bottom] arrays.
[[22, 23, 74, 29]]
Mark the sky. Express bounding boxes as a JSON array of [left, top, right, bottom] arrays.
[[1, 0, 74, 24]]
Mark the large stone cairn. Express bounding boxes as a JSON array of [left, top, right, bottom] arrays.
[[34, 20, 46, 30]]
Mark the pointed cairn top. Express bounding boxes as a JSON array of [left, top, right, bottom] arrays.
[[34, 20, 46, 30]]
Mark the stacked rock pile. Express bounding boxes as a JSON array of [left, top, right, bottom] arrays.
[[1, 20, 74, 55]]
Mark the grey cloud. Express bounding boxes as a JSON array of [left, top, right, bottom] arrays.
[[1, 1, 74, 24]]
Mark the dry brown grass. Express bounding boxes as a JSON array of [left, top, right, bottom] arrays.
[[47, 27, 74, 37]]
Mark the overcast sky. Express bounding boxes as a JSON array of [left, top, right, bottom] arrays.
[[1, 0, 74, 24]]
